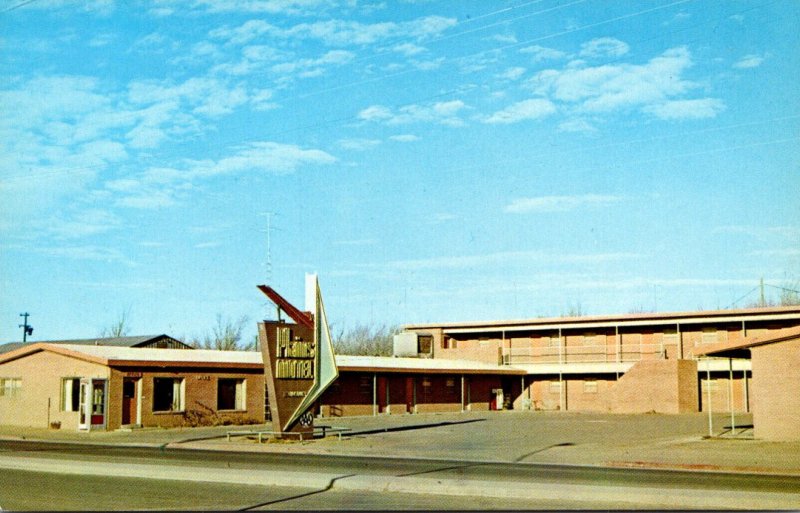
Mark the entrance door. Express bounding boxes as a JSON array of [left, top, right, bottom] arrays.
[[79, 378, 107, 430], [122, 378, 138, 426], [78, 380, 90, 430]]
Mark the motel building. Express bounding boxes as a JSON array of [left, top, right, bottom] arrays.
[[399, 305, 800, 415], [1, 305, 799, 432]]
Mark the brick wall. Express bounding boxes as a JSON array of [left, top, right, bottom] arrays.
[[606, 359, 698, 414], [113, 366, 265, 429], [751, 338, 800, 441]]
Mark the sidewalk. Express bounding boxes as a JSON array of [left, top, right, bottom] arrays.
[[2, 411, 799, 475]]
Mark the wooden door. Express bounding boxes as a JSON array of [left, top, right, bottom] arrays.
[[122, 378, 137, 425]]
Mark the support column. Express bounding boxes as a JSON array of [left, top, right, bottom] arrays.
[[729, 358, 736, 435], [460, 375, 465, 413], [372, 373, 377, 416], [706, 361, 713, 437]]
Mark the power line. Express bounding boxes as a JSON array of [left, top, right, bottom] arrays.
[[725, 286, 759, 310], [766, 284, 800, 295], [1, 0, 38, 13]]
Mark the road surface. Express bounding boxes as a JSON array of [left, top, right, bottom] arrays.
[[1, 440, 799, 510]]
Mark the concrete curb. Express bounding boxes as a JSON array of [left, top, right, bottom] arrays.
[[2, 455, 799, 510]]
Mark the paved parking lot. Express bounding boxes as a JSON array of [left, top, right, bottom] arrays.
[[3, 410, 799, 474]]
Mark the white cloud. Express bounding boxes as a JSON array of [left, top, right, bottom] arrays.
[[194, 0, 334, 15], [497, 66, 526, 81], [643, 98, 726, 120], [482, 98, 556, 124], [191, 141, 337, 177], [358, 100, 467, 126], [88, 33, 115, 47], [47, 209, 122, 239], [558, 118, 597, 133], [579, 37, 629, 59], [519, 44, 567, 63], [528, 46, 709, 116], [504, 194, 622, 214], [338, 138, 381, 151], [733, 54, 765, 69], [392, 42, 426, 56], [106, 142, 335, 210], [389, 134, 420, 142], [37, 245, 134, 265], [271, 50, 354, 78], [211, 15, 456, 47]]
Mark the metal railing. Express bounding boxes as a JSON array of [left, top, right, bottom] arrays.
[[503, 342, 672, 365]]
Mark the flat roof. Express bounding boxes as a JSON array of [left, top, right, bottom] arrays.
[[0, 343, 522, 374], [694, 325, 800, 359], [335, 355, 525, 375], [404, 305, 800, 333]]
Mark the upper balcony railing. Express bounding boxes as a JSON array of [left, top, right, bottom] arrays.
[[502, 342, 673, 365]]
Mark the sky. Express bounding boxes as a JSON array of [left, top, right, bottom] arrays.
[[1, 0, 799, 344]]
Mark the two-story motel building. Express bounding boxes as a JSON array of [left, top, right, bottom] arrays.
[[398, 305, 800, 414]]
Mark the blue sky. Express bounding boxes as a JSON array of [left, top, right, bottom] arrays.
[[1, 0, 798, 343]]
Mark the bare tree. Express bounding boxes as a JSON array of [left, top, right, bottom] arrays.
[[99, 309, 131, 338], [332, 322, 399, 356], [192, 314, 252, 350]]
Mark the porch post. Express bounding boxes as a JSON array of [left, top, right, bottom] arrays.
[[706, 361, 713, 437], [729, 358, 736, 435]]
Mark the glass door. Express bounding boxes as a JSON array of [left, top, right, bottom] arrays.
[[78, 379, 90, 430]]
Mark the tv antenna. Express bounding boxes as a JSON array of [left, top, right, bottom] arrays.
[[259, 212, 281, 284]]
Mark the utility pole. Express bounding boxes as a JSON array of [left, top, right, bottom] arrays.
[[18, 312, 33, 342], [759, 277, 766, 307], [259, 212, 281, 284]]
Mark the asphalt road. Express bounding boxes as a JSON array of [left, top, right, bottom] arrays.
[[0, 469, 639, 511], [1, 440, 799, 510]]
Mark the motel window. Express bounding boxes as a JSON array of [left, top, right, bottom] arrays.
[[584, 380, 598, 394], [445, 378, 456, 394], [549, 381, 561, 394], [218, 378, 246, 411], [418, 335, 433, 354], [0, 378, 21, 398], [61, 378, 81, 411], [422, 377, 432, 388], [153, 378, 185, 412]]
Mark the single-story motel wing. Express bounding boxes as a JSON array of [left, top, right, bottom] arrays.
[[1, 305, 799, 440]]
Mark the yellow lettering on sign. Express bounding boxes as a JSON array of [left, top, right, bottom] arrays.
[[276, 358, 314, 379], [274, 327, 316, 379]]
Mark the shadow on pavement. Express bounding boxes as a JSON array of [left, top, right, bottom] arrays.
[[348, 418, 486, 437]]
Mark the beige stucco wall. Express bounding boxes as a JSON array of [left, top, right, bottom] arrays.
[[0, 351, 108, 430], [751, 338, 800, 441]]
